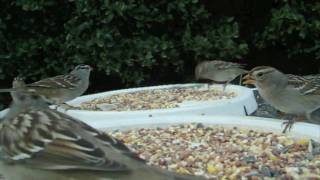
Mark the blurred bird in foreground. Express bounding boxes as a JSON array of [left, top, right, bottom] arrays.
[[0, 64, 92, 109], [195, 60, 248, 90], [0, 90, 203, 180], [243, 66, 320, 133]]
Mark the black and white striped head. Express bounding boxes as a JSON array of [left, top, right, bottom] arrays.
[[243, 66, 287, 87], [70, 64, 93, 77], [12, 77, 26, 88]]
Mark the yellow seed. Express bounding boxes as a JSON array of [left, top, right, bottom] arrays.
[[270, 155, 279, 161], [177, 167, 190, 174], [207, 164, 219, 174], [123, 138, 130, 143], [284, 139, 295, 146], [296, 138, 309, 145], [229, 169, 241, 180], [221, 176, 228, 180]]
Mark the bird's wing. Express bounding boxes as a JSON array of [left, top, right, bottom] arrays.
[[209, 60, 246, 70], [300, 79, 320, 96], [287, 74, 309, 89], [27, 75, 80, 90], [287, 74, 320, 95], [0, 109, 141, 172]]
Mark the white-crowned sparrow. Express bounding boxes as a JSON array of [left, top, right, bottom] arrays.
[[0, 91, 203, 180], [195, 60, 247, 90], [243, 66, 320, 133], [0, 64, 92, 105]]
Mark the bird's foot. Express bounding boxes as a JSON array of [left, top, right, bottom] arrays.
[[222, 83, 227, 92], [281, 119, 295, 133]]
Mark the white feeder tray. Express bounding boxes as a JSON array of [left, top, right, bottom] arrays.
[[61, 84, 258, 122], [82, 115, 320, 141], [0, 109, 8, 118]]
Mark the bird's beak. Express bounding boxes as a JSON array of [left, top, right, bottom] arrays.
[[242, 74, 256, 85]]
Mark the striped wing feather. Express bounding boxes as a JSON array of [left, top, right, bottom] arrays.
[[209, 60, 245, 70], [27, 75, 80, 90], [0, 109, 140, 171], [287, 74, 320, 95]]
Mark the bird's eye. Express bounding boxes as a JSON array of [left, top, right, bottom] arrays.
[[257, 72, 263, 77]]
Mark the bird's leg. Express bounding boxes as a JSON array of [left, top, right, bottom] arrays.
[[239, 74, 243, 85], [281, 120, 294, 133], [207, 82, 213, 91], [281, 115, 305, 133], [222, 80, 231, 92]]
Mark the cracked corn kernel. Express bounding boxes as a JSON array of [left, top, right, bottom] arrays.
[[296, 138, 309, 145], [207, 164, 219, 174]]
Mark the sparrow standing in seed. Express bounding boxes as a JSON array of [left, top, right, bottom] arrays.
[[0, 64, 92, 109]]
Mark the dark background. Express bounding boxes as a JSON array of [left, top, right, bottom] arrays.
[[0, 0, 319, 109]]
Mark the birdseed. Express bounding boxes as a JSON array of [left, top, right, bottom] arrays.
[[108, 123, 320, 179], [80, 87, 236, 111]]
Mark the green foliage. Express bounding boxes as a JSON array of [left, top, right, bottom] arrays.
[[183, 17, 248, 60], [1, 0, 318, 87], [255, 1, 320, 59], [0, 0, 248, 86]]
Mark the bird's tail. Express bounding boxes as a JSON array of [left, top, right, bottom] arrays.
[[0, 88, 32, 93], [0, 88, 16, 92]]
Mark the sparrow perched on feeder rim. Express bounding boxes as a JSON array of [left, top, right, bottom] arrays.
[[195, 60, 247, 90], [243, 66, 320, 133], [0, 64, 92, 110]]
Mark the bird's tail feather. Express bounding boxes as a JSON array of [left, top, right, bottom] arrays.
[[0, 88, 16, 92]]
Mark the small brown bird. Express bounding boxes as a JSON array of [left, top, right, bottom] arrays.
[[0, 91, 203, 180], [195, 60, 247, 90], [0, 65, 92, 107], [243, 66, 320, 133]]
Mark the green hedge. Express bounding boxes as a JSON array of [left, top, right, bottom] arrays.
[[0, 0, 319, 88], [255, 1, 320, 59], [0, 0, 248, 86]]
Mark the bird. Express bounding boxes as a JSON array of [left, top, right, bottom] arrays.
[[0, 90, 203, 180], [243, 66, 320, 133], [195, 60, 247, 90], [0, 64, 92, 109]]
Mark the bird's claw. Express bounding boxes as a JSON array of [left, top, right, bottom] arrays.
[[281, 120, 295, 133]]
